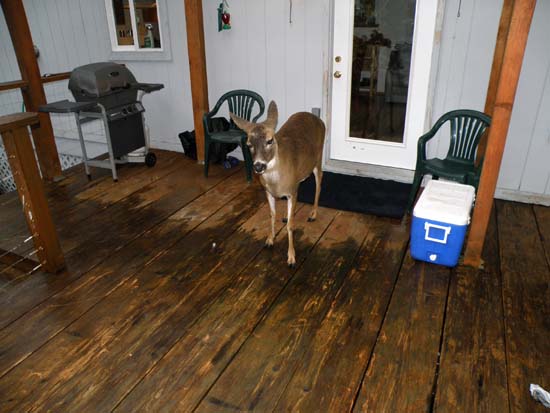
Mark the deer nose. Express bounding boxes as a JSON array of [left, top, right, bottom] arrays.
[[253, 162, 266, 173]]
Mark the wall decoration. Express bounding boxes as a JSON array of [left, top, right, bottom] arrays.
[[218, 0, 231, 31]]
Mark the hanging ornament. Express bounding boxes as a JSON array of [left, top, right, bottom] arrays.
[[218, 0, 231, 32]]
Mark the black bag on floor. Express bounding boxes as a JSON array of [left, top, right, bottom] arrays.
[[178, 117, 238, 164]]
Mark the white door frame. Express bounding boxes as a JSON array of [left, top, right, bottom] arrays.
[[322, 0, 446, 182]]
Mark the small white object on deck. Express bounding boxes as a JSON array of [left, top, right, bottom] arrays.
[[530, 384, 550, 408]]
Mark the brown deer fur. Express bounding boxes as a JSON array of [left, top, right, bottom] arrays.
[[230, 101, 325, 266]]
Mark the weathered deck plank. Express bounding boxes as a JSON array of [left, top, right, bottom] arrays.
[[0, 180, 264, 412], [0, 158, 237, 329], [0, 151, 179, 249], [534, 204, 550, 267], [196, 212, 371, 413], [34, 199, 289, 413], [114, 206, 337, 412], [273, 218, 409, 413], [497, 201, 550, 413], [434, 208, 509, 412], [0, 170, 254, 381], [352, 254, 451, 412], [0, 152, 547, 412]]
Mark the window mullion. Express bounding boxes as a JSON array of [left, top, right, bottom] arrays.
[[128, 0, 139, 50]]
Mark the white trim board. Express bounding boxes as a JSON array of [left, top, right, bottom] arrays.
[[495, 188, 550, 207]]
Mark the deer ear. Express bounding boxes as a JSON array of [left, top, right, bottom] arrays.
[[230, 112, 253, 132], [263, 101, 278, 130]]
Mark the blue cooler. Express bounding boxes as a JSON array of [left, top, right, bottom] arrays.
[[410, 180, 475, 267]]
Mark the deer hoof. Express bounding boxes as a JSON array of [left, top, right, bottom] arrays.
[[287, 255, 296, 268], [307, 216, 316, 222], [265, 238, 274, 248], [282, 217, 288, 223]]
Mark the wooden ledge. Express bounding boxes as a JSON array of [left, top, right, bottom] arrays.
[[0, 112, 40, 134]]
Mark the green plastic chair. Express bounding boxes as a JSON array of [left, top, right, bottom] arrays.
[[405, 109, 491, 213], [203, 89, 265, 182]]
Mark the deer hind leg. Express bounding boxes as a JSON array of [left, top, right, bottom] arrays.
[[266, 191, 276, 248], [308, 165, 323, 222], [286, 193, 297, 267]]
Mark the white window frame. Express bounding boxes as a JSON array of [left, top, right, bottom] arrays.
[[105, 0, 168, 56]]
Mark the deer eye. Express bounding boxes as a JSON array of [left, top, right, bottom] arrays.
[[266, 139, 274, 145]]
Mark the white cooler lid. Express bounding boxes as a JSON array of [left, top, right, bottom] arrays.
[[413, 180, 475, 226]]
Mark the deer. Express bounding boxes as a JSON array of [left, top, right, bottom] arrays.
[[230, 101, 325, 267]]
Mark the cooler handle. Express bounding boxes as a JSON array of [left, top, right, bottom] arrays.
[[424, 222, 451, 244]]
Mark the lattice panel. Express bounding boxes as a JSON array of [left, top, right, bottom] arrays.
[[0, 144, 82, 195], [0, 146, 16, 194], [59, 153, 82, 170], [0, 82, 89, 195]]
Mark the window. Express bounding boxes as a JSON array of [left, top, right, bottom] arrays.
[[106, 0, 163, 51]]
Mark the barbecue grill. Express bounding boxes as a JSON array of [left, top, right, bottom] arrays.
[[40, 62, 164, 181]]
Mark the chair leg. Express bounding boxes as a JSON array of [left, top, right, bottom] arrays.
[[405, 171, 424, 214], [241, 141, 253, 182], [204, 139, 210, 177]]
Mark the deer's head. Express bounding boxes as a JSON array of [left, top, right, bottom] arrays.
[[230, 101, 278, 175]]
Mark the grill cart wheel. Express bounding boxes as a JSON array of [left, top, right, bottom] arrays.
[[145, 152, 157, 167]]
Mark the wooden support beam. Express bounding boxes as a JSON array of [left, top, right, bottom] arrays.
[[184, 0, 209, 162], [1, 0, 63, 181], [464, 0, 537, 267], [477, 0, 515, 159], [0, 112, 65, 273]]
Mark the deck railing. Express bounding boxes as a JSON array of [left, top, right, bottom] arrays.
[[0, 112, 65, 273]]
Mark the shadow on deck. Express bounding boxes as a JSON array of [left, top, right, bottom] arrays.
[[0, 150, 548, 412]]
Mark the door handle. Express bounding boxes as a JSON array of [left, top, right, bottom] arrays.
[[334, 71, 342, 78]]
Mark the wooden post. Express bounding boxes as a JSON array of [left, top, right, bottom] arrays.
[[184, 0, 209, 162], [463, 0, 537, 267], [1, 0, 63, 181], [0, 113, 65, 273], [477, 0, 515, 160]]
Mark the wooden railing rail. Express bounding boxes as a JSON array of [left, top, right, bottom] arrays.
[[41, 71, 71, 84], [0, 79, 29, 92], [0, 72, 71, 93], [0, 112, 65, 273]]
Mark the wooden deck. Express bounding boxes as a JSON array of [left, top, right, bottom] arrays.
[[0, 150, 548, 412]]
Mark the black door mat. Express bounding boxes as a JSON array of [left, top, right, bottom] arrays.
[[297, 171, 412, 219]]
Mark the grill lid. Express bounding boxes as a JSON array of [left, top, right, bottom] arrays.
[[68, 62, 137, 98]]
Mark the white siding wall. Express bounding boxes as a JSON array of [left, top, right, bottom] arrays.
[[202, 0, 330, 126], [431, 0, 550, 203], [0, 0, 193, 153], [1, 0, 549, 203]]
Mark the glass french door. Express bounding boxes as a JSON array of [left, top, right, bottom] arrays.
[[329, 0, 439, 169]]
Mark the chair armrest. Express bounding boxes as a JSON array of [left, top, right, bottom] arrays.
[[202, 101, 224, 136], [202, 113, 212, 137], [416, 116, 449, 161], [417, 130, 437, 161]]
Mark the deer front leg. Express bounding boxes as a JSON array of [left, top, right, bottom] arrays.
[[286, 193, 297, 267], [266, 191, 276, 248]]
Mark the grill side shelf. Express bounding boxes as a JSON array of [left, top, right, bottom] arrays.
[[39, 100, 99, 114]]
